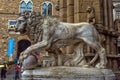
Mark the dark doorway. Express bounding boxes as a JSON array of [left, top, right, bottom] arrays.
[[118, 47, 120, 54], [17, 39, 31, 58]]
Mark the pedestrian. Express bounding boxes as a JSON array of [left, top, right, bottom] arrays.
[[14, 64, 20, 80], [1, 66, 7, 80]]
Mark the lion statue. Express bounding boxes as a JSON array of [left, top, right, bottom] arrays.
[[16, 11, 107, 68]]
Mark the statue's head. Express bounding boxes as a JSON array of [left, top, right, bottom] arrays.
[[15, 11, 42, 34], [15, 11, 31, 33], [86, 5, 94, 13]]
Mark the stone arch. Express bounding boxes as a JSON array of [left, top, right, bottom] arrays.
[[41, 1, 53, 16], [17, 39, 31, 58]]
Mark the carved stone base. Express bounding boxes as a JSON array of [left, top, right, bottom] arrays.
[[21, 66, 115, 80]]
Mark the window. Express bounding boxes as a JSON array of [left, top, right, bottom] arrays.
[[27, 1, 33, 11], [41, 1, 53, 16], [20, 0, 33, 13], [7, 38, 14, 57], [48, 3, 52, 16], [20, 1, 26, 12], [42, 3, 47, 15], [113, 4, 120, 20], [8, 20, 16, 32]]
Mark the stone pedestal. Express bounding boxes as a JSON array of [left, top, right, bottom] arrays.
[[21, 66, 115, 80]]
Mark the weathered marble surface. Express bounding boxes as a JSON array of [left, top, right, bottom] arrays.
[[21, 67, 115, 80], [16, 11, 107, 68]]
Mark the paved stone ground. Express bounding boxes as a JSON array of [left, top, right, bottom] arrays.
[[6, 67, 15, 80], [6, 74, 14, 80]]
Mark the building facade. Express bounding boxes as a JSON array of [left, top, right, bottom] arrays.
[[0, 0, 58, 62], [0, 0, 120, 77]]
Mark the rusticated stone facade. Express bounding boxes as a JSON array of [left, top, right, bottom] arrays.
[[0, 0, 120, 78], [59, 0, 102, 23], [0, 0, 58, 62]]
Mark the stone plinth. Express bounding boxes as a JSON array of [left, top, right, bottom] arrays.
[[21, 66, 115, 80]]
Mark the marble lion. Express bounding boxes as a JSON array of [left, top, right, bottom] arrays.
[[15, 11, 107, 68]]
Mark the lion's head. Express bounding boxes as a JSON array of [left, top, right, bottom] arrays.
[[15, 11, 30, 33], [15, 11, 43, 34]]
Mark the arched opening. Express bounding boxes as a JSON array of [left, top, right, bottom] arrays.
[[20, 1, 26, 12], [17, 39, 31, 58], [20, 0, 33, 12], [27, 1, 33, 11]]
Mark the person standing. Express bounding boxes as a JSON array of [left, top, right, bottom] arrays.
[[1, 66, 7, 80], [14, 64, 20, 80]]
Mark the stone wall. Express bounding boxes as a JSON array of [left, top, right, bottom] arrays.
[[0, 13, 18, 61], [0, 0, 59, 62], [59, 0, 102, 23]]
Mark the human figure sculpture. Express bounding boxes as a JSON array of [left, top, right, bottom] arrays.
[[86, 5, 96, 24], [16, 11, 107, 68], [114, 19, 120, 32]]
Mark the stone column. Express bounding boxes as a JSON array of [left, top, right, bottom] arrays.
[[109, 37, 113, 54], [59, 0, 67, 22], [103, 0, 109, 30], [106, 36, 110, 55], [108, 0, 114, 31], [74, 0, 80, 23], [110, 38, 116, 55], [65, 0, 74, 54], [110, 38, 118, 71], [67, 0, 74, 23]]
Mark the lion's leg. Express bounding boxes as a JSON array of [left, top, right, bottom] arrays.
[[52, 45, 63, 66], [54, 48, 63, 66], [95, 46, 107, 68], [81, 37, 107, 68], [19, 40, 48, 62]]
